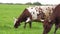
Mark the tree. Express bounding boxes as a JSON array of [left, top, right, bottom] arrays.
[[25, 2, 32, 5], [33, 2, 42, 5]]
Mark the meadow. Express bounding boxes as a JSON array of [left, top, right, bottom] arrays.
[[0, 4, 60, 34]]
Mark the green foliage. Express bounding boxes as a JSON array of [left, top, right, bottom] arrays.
[[33, 2, 42, 5], [25, 2, 42, 5], [25, 2, 32, 5]]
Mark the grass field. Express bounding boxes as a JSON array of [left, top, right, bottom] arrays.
[[0, 4, 60, 34]]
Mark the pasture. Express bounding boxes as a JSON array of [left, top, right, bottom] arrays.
[[0, 4, 60, 34]]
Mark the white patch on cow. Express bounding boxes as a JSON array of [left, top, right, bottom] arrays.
[[26, 17, 31, 23], [14, 18, 17, 25], [27, 7, 39, 20]]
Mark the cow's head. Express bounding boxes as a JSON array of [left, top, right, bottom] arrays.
[[14, 8, 32, 28], [14, 18, 21, 28]]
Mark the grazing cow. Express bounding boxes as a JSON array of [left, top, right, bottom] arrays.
[[14, 6, 55, 29], [14, 6, 45, 28]]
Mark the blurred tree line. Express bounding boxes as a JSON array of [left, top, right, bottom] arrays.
[[0, 2, 42, 5], [25, 2, 41, 5]]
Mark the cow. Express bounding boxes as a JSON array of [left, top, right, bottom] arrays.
[[14, 6, 45, 28]]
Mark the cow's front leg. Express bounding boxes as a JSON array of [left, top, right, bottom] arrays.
[[43, 21, 53, 34], [29, 21, 32, 28], [54, 23, 59, 34], [24, 22, 26, 28], [24, 17, 31, 28]]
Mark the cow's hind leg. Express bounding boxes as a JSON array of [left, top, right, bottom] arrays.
[[54, 18, 60, 34]]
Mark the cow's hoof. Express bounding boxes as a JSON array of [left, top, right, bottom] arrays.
[[14, 26, 18, 28]]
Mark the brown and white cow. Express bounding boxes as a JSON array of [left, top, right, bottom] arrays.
[[14, 6, 44, 28]]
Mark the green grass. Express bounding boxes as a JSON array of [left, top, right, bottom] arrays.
[[0, 4, 60, 34]]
